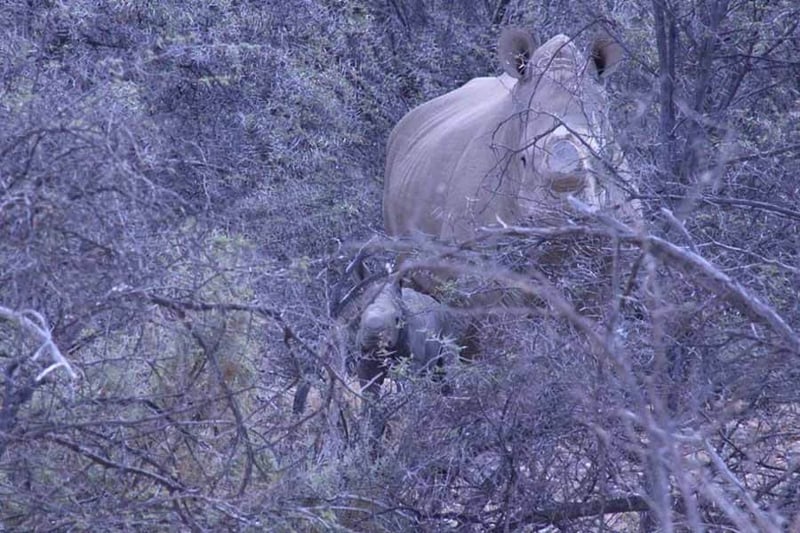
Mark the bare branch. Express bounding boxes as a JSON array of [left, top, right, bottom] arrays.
[[46, 435, 187, 493], [0, 306, 78, 381], [571, 198, 800, 351], [703, 438, 782, 533]]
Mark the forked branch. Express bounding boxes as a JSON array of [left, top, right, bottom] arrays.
[[0, 305, 78, 381]]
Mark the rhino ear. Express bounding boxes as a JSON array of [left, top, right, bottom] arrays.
[[590, 32, 624, 78], [499, 28, 538, 80]]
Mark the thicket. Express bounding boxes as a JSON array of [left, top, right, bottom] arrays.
[[1, 0, 798, 530]]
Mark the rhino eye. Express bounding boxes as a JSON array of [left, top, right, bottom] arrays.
[[520, 155, 527, 168]]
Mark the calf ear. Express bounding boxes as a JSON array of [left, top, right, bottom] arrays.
[[499, 28, 538, 80], [591, 32, 623, 78]]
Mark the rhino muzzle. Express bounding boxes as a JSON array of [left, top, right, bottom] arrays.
[[543, 139, 587, 193]]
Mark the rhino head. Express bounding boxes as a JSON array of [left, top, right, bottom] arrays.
[[356, 280, 403, 359], [498, 28, 627, 217]]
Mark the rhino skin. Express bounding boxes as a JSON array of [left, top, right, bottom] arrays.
[[292, 271, 463, 419], [355, 279, 463, 443], [383, 28, 637, 246], [356, 281, 463, 399]]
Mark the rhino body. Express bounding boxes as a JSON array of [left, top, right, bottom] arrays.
[[384, 29, 637, 246], [356, 282, 462, 398], [292, 275, 462, 418]]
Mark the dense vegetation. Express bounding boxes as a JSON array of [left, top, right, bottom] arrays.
[[1, 0, 798, 530]]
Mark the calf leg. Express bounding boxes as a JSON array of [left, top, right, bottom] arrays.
[[356, 354, 389, 445]]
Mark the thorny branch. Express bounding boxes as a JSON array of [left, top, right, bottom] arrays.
[[464, 198, 800, 352]]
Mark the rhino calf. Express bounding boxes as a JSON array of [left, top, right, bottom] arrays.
[[356, 281, 462, 398]]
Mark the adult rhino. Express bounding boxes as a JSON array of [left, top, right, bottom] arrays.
[[384, 28, 637, 250]]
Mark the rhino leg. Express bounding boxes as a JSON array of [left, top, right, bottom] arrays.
[[356, 353, 388, 398], [356, 353, 390, 443]]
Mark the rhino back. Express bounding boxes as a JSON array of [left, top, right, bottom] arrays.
[[400, 288, 461, 370], [383, 75, 520, 241]]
